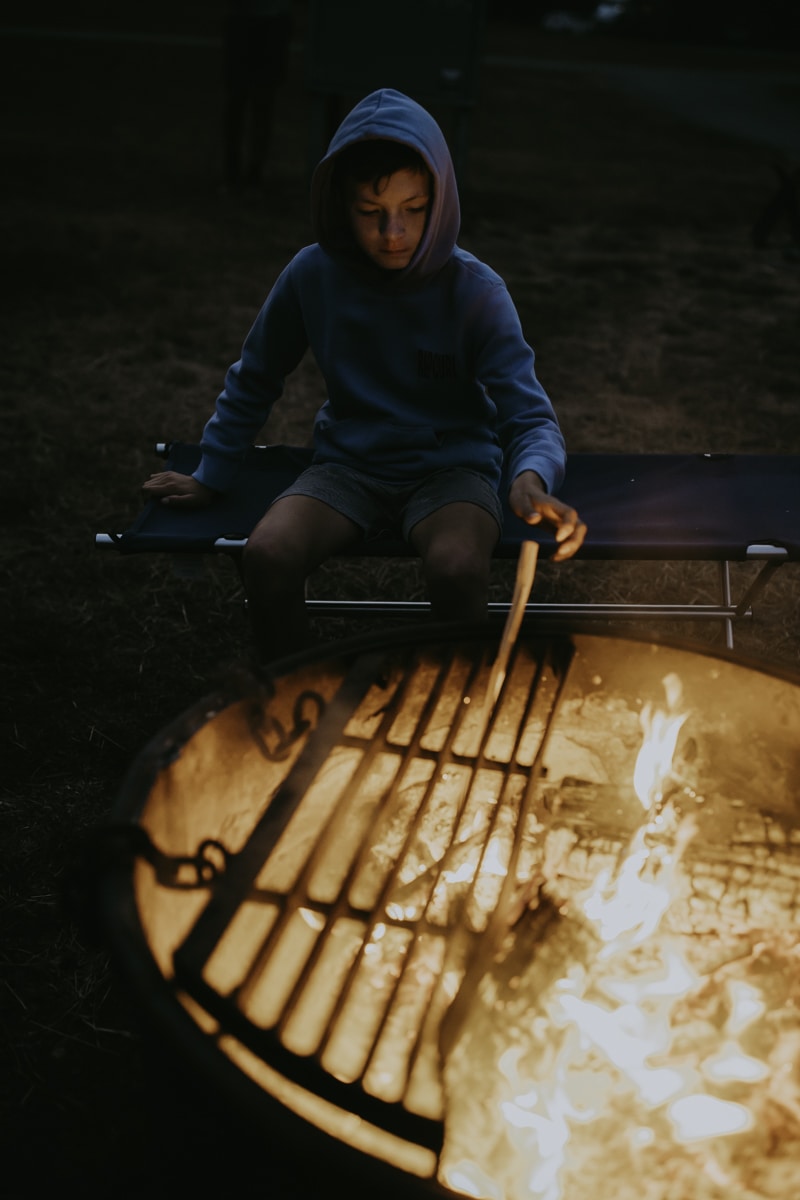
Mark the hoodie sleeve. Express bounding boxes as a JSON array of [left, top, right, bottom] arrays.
[[469, 275, 567, 496], [193, 258, 310, 492]]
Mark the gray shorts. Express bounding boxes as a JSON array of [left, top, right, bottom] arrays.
[[274, 463, 503, 544]]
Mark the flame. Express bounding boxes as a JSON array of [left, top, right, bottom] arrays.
[[725, 979, 765, 1034], [667, 1094, 752, 1141], [438, 674, 790, 1200], [701, 1044, 769, 1084], [632, 673, 688, 811]]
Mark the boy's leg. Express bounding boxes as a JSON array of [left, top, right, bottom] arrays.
[[243, 495, 360, 662], [409, 502, 499, 624]]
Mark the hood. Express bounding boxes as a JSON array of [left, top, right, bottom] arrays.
[[310, 88, 461, 285]]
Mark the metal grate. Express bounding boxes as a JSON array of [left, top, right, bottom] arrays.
[[167, 636, 573, 1152], [102, 629, 800, 1196]]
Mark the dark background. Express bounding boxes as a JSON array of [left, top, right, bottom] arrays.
[[3, 2, 800, 1196]]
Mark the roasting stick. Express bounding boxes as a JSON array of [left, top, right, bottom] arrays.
[[441, 539, 542, 1060], [481, 538, 539, 724]]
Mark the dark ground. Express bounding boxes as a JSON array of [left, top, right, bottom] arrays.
[[2, 2, 800, 1196]]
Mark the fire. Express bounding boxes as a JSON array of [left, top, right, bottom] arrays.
[[632, 672, 687, 812], [437, 673, 796, 1200]]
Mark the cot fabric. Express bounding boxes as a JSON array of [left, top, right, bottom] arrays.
[[115, 443, 800, 562]]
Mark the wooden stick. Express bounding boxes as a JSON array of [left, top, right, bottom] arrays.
[[482, 539, 539, 721]]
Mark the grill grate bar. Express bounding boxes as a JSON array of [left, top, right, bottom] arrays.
[[231, 643, 478, 1022], [172, 649, 388, 964], [300, 640, 566, 1105], [173, 635, 574, 1136], [399, 644, 572, 1106], [268, 642, 489, 1065]]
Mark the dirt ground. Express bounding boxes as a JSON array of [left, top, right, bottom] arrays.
[[3, 2, 800, 1196]]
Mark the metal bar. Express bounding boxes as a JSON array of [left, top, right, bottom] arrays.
[[366, 638, 567, 1105], [734, 559, 787, 618], [95, 532, 792, 640], [438, 637, 574, 1062], [173, 650, 388, 967], [270, 645, 473, 1052], [304, 599, 752, 621], [308, 644, 490, 1076], [719, 560, 734, 649], [94, 532, 794, 564]]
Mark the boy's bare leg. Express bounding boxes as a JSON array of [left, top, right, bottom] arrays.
[[410, 502, 500, 624], [242, 495, 360, 662]]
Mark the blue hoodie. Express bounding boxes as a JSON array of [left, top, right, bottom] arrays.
[[195, 88, 567, 495]]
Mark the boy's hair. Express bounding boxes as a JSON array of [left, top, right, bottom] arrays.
[[324, 138, 433, 258], [333, 138, 430, 195]]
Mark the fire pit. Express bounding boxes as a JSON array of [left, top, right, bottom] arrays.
[[98, 628, 800, 1198]]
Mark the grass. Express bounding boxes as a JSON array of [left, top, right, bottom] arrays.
[[2, 4, 800, 1195]]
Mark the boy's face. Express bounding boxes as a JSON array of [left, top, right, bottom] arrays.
[[347, 168, 431, 271]]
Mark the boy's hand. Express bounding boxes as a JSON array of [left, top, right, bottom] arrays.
[[141, 471, 217, 510], [509, 470, 587, 562]]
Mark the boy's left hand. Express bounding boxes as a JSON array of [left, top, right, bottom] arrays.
[[509, 470, 587, 561]]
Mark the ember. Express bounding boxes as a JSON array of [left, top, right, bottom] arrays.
[[101, 630, 800, 1198]]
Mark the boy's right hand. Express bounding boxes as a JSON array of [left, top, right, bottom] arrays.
[[141, 471, 217, 510]]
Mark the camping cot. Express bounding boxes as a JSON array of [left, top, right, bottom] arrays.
[[96, 443, 800, 649]]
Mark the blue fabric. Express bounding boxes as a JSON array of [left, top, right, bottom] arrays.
[[194, 88, 566, 498], [118, 445, 800, 562]]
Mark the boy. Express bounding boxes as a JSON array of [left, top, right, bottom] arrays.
[[143, 88, 586, 661]]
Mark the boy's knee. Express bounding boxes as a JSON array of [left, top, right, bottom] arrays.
[[424, 540, 490, 588], [422, 544, 491, 623], [242, 528, 303, 591]]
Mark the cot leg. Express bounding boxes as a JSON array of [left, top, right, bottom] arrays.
[[734, 560, 786, 618], [718, 557, 787, 650], [719, 560, 734, 649]]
